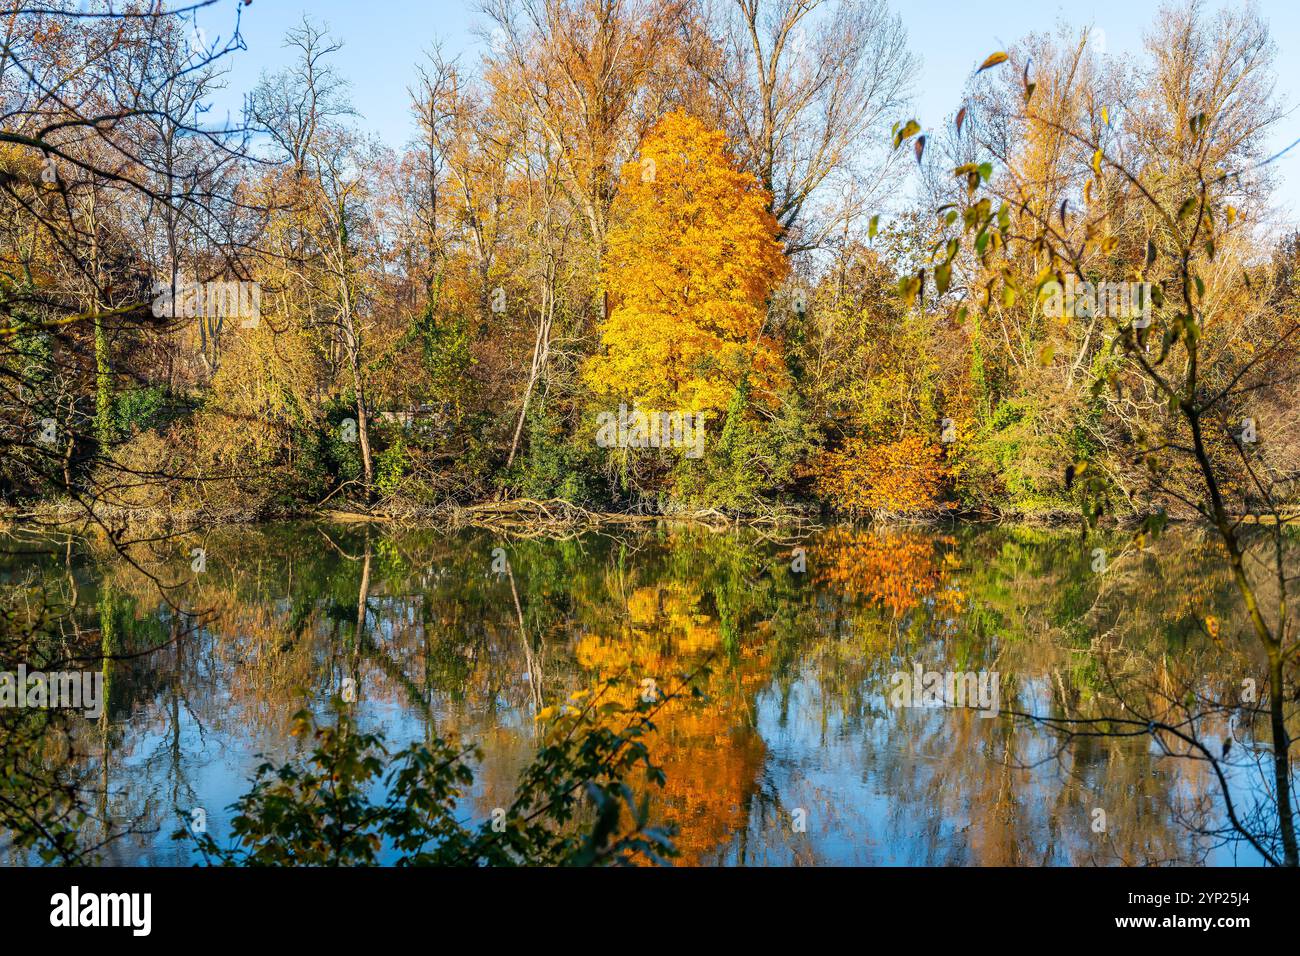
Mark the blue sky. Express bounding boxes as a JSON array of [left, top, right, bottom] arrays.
[[198, 0, 1300, 228]]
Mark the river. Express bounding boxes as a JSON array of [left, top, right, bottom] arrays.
[[0, 520, 1281, 865]]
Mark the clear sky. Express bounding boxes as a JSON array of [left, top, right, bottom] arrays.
[[197, 0, 1300, 228]]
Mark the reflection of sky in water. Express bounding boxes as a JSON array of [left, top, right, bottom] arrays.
[[722, 674, 1267, 866], [9, 523, 1281, 867]]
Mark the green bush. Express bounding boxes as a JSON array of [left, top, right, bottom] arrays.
[[185, 682, 684, 867], [112, 386, 169, 437]]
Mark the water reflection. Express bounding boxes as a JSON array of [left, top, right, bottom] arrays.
[[0, 522, 1282, 865]]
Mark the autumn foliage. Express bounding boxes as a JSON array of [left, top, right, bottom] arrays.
[[585, 111, 789, 415], [811, 435, 947, 516], [813, 527, 964, 618], [572, 581, 770, 865]]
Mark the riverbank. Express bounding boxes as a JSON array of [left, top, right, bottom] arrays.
[[0, 494, 1177, 537]]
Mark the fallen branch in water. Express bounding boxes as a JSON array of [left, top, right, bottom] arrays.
[[439, 498, 815, 538]]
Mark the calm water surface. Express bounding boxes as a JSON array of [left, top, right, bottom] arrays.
[[1, 521, 1277, 865]]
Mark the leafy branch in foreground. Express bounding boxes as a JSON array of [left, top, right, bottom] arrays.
[[888, 9, 1298, 863], [184, 669, 707, 866]]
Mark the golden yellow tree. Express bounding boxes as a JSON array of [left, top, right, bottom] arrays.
[[585, 111, 788, 415]]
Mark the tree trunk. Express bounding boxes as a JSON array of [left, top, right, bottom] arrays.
[[1268, 649, 1298, 865], [505, 282, 553, 471]]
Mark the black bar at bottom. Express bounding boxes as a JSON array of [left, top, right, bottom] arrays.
[[0, 866, 1289, 944]]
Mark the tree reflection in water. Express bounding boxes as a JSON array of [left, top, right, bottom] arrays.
[[0, 521, 1282, 866]]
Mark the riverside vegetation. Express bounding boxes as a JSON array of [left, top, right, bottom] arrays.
[[2, 0, 1299, 866]]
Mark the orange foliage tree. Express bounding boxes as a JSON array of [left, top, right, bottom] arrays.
[[811, 435, 947, 516], [584, 110, 789, 415]]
